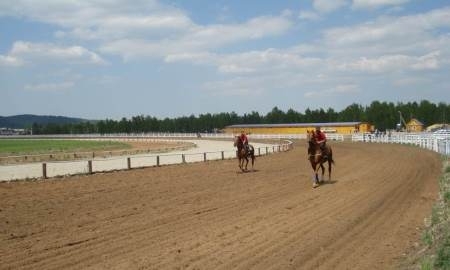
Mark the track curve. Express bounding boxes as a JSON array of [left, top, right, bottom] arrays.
[[0, 141, 441, 269]]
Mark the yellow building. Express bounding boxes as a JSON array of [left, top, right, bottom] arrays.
[[406, 118, 424, 132], [223, 122, 373, 134]]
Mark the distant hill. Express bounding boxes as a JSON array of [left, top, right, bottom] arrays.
[[0, 114, 88, 129]]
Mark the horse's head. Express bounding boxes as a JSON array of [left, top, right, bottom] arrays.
[[234, 136, 242, 147], [307, 130, 316, 145], [307, 130, 320, 158]]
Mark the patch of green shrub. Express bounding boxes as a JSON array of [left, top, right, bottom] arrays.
[[423, 230, 433, 246], [444, 192, 450, 204], [421, 257, 433, 270], [434, 233, 450, 269]]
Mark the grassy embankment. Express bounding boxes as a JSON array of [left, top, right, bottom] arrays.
[[418, 159, 450, 270]]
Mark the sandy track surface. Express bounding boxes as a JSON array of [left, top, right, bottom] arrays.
[[0, 141, 441, 270]]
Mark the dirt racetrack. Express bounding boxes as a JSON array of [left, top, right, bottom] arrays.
[[0, 141, 442, 270]]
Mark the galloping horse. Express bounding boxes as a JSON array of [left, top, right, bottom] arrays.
[[307, 130, 334, 188], [233, 136, 255, 172]]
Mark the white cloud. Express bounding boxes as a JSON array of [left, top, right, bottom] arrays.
[[24, 81, 75, 91], [335, 55, 410, 73], [101, 14, 293, 59], [393, 77, 429, 86], [324, 7, 450, 48], [0, 55, 24, 67], [299, 10, 321, 21], [0, 0, 162, 28], [165, 48, 323, 76], [304, 84, 360, 98], [162, 6, 450, 103], [352, 0, 410, 10], [0, 0, 192, 42], [334, 51, 441, 73], [202, 76, 269, 97], [1, 0, 448, 116], [313, 0, 348, 14], [57, 12, 194, 41], [1, 0, 293, 61], [7, 41, 107, 65], [411, 51, 440, 70]]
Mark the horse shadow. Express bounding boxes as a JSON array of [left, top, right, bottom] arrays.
[[318, 179, 338, 185], [236, 169, 259, 174]]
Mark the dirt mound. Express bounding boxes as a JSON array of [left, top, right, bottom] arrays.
[[0, 141, 441, 269]]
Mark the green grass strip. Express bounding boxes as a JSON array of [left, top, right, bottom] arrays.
[[0, 139, 131, 155]]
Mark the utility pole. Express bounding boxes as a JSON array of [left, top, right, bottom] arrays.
[[397, 111, 407, 131]]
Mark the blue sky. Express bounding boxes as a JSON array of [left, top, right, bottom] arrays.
[[1, 0, 449, 120]]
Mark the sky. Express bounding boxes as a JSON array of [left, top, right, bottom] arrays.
[[0, 0, 449, 120]]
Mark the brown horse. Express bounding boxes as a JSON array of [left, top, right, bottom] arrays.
[[233, 136, 255, 172], [307, 130, 334, 188]]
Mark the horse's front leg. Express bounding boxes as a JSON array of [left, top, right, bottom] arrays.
[[244, 157, 249, 171], [312, 164, 320, 188], [237, 157, 242, 170], [328, 160, 332, 181], [320, 163, 325, 183]]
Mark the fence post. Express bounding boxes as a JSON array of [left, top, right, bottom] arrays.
[[258, 148, 261, 156], [266, 146, 269, 155], [156, 155, 160, 166], [182, 154, 186, 163], [42, 163, 47, 179], [127, 157, 131, 169], [203, 153, 207, 162], [88, 160, 92, 174], [278, 145, 281, 152], [221, 151, 224, 160]]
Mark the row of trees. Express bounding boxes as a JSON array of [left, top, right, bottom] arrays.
[[31, 100, 449, 134]]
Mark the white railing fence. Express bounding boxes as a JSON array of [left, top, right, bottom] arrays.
[[351, 132, 450, 156]]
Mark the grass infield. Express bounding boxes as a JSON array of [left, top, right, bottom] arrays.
[[0, 139, 131, 156]]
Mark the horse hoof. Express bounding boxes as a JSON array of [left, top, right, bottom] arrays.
[[313, 183, 319, 188]]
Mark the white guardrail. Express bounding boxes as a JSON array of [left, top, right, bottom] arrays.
[[351, 132, 450, 156], [0, 135, 294, 181]]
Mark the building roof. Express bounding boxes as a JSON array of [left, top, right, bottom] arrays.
[[407, 118, 424, 126], [226, 122, 364, 128]]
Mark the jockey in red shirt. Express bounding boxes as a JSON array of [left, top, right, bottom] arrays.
[[314, 126, 327, 157], [240, 131, 249, 152]]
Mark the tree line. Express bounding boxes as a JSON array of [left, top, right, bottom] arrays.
[[31, 100, 449, 134]]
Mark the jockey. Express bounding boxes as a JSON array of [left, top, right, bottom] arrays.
[[240, 131, 249, 152], [314, 126, 327, 158]]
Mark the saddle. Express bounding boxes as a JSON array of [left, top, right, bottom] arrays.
[[243, 144, 253, 156]]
